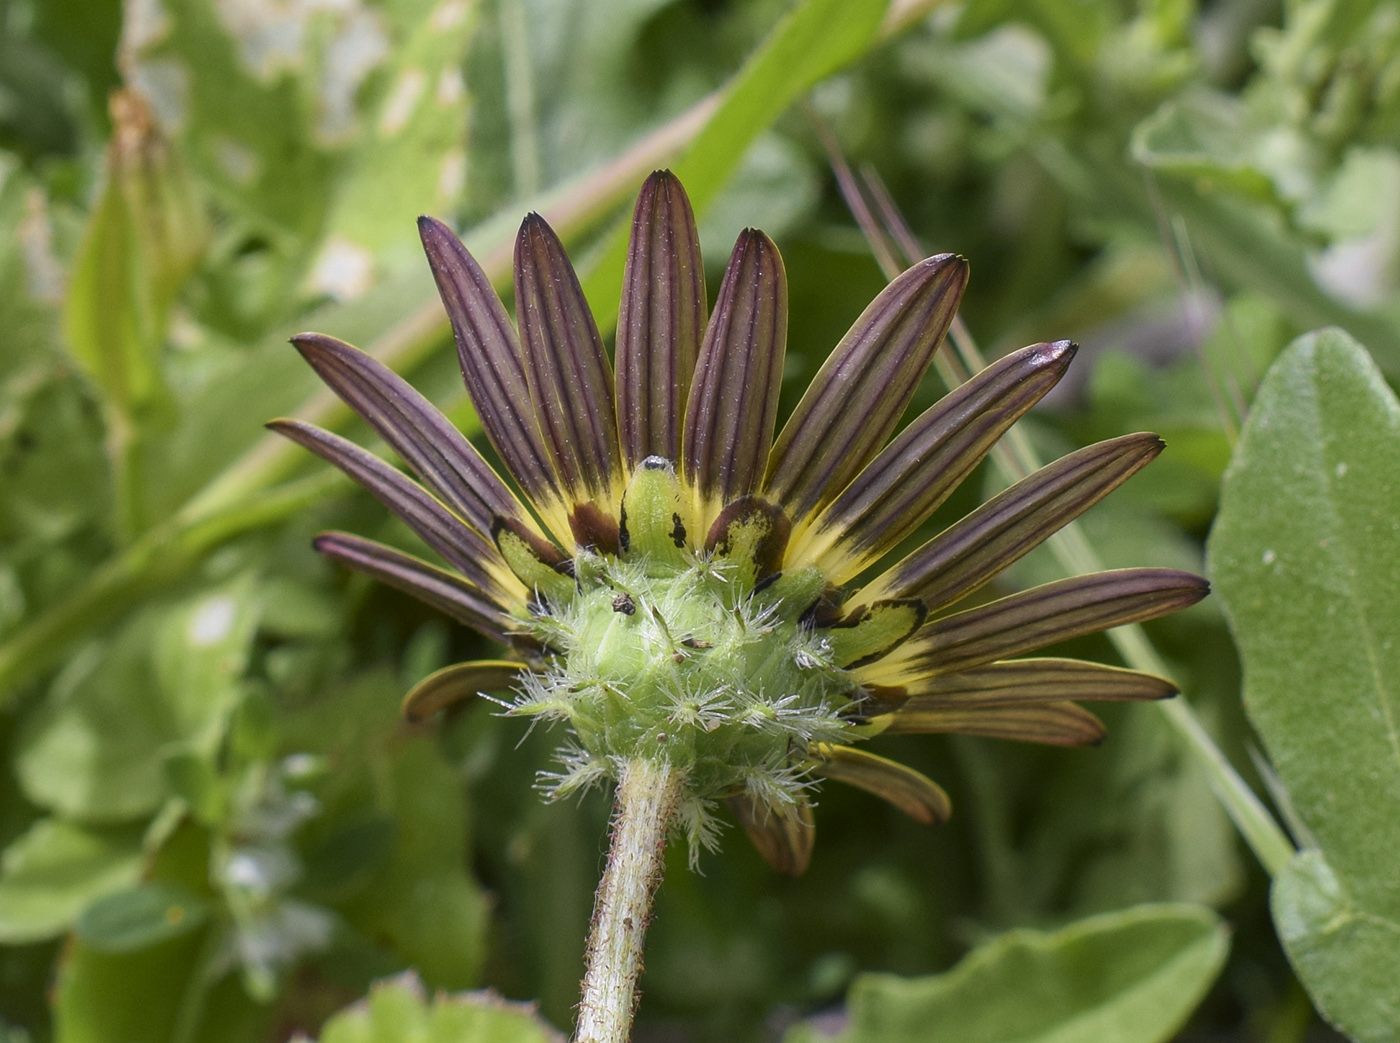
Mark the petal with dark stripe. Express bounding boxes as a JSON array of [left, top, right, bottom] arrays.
[[896, 657, 1178, 707], [493, 515, 576, 606], [788, 341, 1076, 585], [418, 216, 568, 535], [810, 744, 951, 824], [726, 791, 815, 876], [616, 171, 706, 471], [876, 700, 1106, 746], [515, 213, 623, 510], [823, 600, 926, 669], [858, 568, 1209, 685], [270, 419, 522, 600], [704, 496, 790, 588], [620, 456, 691, 566], [683, 230, 786, 530], [314, 532, 514, 644], [290, 332, 536, 538], [764, 254, 967, 524], [855, 432, 1164, 611], [402, 659, 527, 722]]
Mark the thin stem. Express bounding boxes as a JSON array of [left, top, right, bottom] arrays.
[[575, 758, 682, 1043]]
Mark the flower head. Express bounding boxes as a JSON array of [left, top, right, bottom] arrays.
[[271, 172, 1206, 873]]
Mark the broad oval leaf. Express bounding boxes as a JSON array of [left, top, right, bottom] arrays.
[[74, 882, 209, 953], [0, 819, 142, 944], [1209, 328, 1400, 1041], [785, 904, 1228, 1043]]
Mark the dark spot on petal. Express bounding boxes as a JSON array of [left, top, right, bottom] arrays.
[[798, 584, 846, 630], [670, 513, 686, 548], [570, 502, 622, 555]]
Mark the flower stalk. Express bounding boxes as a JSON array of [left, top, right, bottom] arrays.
[[575, 758, 683, 1043]]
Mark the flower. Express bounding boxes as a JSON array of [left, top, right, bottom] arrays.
[[270, 171, 1206, 874]]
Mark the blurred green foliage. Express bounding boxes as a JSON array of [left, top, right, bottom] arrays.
[[2, 0, 1399, 1039]]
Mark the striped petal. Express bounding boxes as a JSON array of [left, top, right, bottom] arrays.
[[269, 419, 521, 600], [859, 568, 1209, 686], [854, 432, 1164, 611], [515, 213, 623, 516], [824, 599, 926, 669], [727, 791, 815, 876], [314, 532, 514, 644], [892, 657, 1178, 707], [788, 341, 1076, 585], [683, 229, 787, 531], [876, 701, 1107, 746], [402, 659, 527, 722], [810, 744, 951, 824], [616, 171, 706, 471], [704, 496, 790, 589], [764, 254, 967, 526], [290, 332, 537, 539], [418, 216, 569, 538]]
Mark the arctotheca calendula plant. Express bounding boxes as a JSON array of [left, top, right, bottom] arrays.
[[271, 171, 1206, 1043]]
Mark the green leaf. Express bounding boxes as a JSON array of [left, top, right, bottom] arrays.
[[0, 818, 143, 943], [16, 578, 259, 820], [74, 881, 209, 953], [331, 738, 489, 989], [1209, 327, 1400, 1041], [55, 929, 270, 1043], [786, 904, 1228, 1043], [314, 0, 476, 272], [316, 972, 564, 1043], [1131, 90, 1288, 205], [579, 0, 889, 327], [288, 672, 489, 988]]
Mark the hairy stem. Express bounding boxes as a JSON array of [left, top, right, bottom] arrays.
[[575, 758, 682, 1043]]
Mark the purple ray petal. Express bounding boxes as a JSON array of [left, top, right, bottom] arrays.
[[314, 532, 514, 644], [616, 171, 706, 471], [727, 791, 815, 877], [860, 432, 1164, 611], [683, 229, 787, 524], [269, 418, 513, 598], [879, 700, 1107, 746], [515, 213, 622, 508], [897, 657, 1178, 707], [883, 568, 1209, 678], [418, 216, 564, 518], [794, 341, 1076, 584], [291, 332, 532, 536], [765, 254, 967, 524]]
